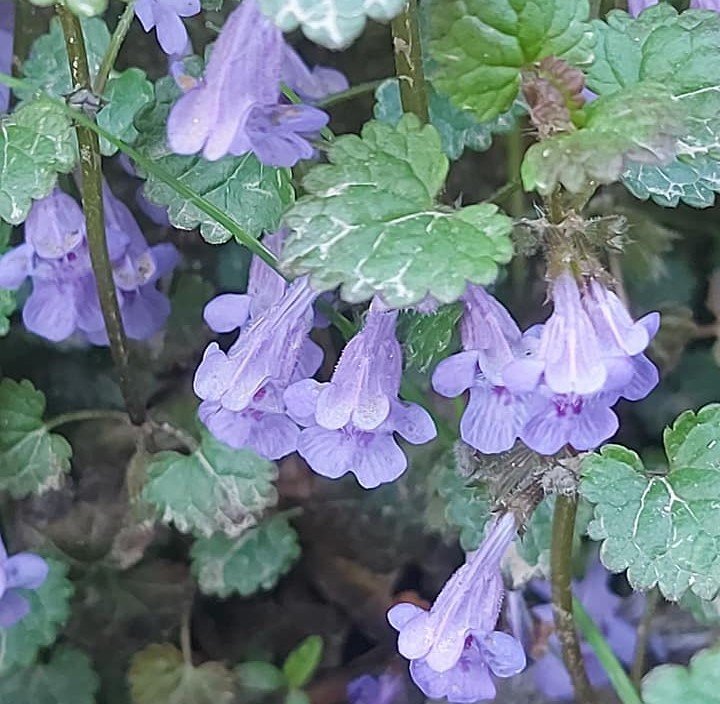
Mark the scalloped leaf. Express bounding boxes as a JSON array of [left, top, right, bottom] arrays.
[[281, 115, 513, 307], [191, 514, 300, 597], [143, 429, 278, 538], [643, 646, 720, 704]]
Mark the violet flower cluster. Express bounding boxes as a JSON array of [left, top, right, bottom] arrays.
[[195, 235, 437, 482], [347, 672, 406, 704], [432, 274, 659, 456], [388, 513, 526, 703], [530, 559, 643, 699], [167, 0, 347, 167], [0, 534, 48, 629], [0, 188, 178, 344], [628, 0, 719, 15]]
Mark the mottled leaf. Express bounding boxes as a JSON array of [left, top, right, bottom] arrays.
[[0, 378, 73, 498], [143, 429, 278, 538], [0, 558, 74, 674], [586, 5, 720, 207], [258, 0, 405, 49], [642, 646, 720, 704], [0, 646, 99, 704], [281, 115, 513, 307], [136, 76, 294, 245], [129, 644, 234, 704], [398, 303, 462, 374], [283, 636, 323, 689], [521, 84, 683, 195], [581, 407, 720, 600], [0, 101, 76, 225], [427, 0, 594, 121], [97, 68, 154, 156], [190, 515, 300, 597], [15, 17, 109, 100], [374, 79, 519, 160]]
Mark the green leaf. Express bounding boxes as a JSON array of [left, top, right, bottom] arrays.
[[586, 5, 720, 207], [374, 79, 519, 160], [427, 0, 594, 121], [235, 661, 286, 693], [283, 636, 323, 689], [521, 83, 683, 195], [681, 590, 720, 626], [0, 378, 73, 498], [190, 514, 301, 597], [0, 100, 77, 225], [135, 77, 294, 245], [398, 303, 462, 374], [16, 17, 109, 100], [0, 224, 16, 333], [258, 0, 405, 49], [129, 644, 234, 704], [0, 646, 99, 704], [0, 558, 74, 674], [281, 115, 513, 307], [143, 429, 278, 538], [97, 68, 154, 156], [580, 406, 720, 600], [285, 690, 311, 704], [642, 646, 720, 704]]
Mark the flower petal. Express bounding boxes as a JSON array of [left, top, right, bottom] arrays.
[[203, 294, 252, 333], [432, 351, 477, 398], [4, 553, 48, 590], [0, 590, 29, 628]]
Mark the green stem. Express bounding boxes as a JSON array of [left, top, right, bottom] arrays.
[[390, 0, 429, 122], [631, 587, 660, 689], [551, 495, 596, 704], [180, 605, 193, 666], [507, 126, 526, 299], [149, 419, 200, 452], [94, 0, 137, 95], [574, 598, 644, 704], [56, 5, 146, 425], [45, 408, 130, 431], [318, 79, 388, 108]]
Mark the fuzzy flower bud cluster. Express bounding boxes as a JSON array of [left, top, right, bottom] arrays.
[[388, 513, 525, 702], [433, 274, 659, 455], [0, 188, 178, 345], [167, 0, 347, 167]]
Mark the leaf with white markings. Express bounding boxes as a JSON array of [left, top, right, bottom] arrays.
[[0, 558, 74, 674], [97, 68, 154, 156], [143, 429, 278, 538], [0, 101, 76, 225], [0, 378, 73, 497], [281, 115, 513, 307], [642, 646, 720, 704], [135, 76, 294, 244], [258, 0, 405, 49], [398, 303, 462, 373], [581, 405, 720, 600], [587, 4, 720, 207], [191, 515, 300, 597], [428, 0, 594, 121], [129, 644, 234, 704], [0, 646, 99, 704]]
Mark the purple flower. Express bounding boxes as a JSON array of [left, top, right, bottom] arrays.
[[0, 535, 48, 629], [388, 513, 525, 703], [0, 188, 178, 344], [282, 45, 349, 103], [0, 1, 13, 113], [532, 559, 642, 700], [432, 286, 533, 454], [167, 0, 329, 167], [284, 300, 436, 488], [347, 673, 406, 704], [135, 0, 200, 55], [690, 0, 720, 9], [195, 276, 320, 460], [628, 0, 658, 15]]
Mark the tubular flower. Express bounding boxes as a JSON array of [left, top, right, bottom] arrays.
[[135, 0, 201, 55], [0, 534, 48, 628]]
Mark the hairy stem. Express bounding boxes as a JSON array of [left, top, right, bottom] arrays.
[[390, 0, 429, 122], [318, 79, 388, 108], [631, 587, 660, 689], [46, 408, 130, 430], [94, 0, 137, 95], [57, 5, 146, 425], [507, 126, 527, 301], [551, 495, 596, 704]]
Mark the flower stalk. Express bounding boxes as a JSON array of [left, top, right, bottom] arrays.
[[56, 4, 146, 425], [551, 494, 596, 704], [94, 0, 137, 95], [390, 0, 429, 122]]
